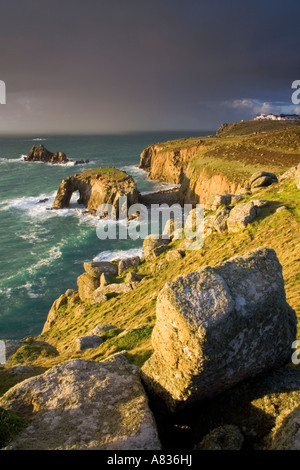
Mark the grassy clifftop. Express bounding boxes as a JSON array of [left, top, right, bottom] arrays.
[[140, 123, 300, 201]]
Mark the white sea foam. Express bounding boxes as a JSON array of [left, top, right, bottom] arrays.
[[0, 155, 26, 164], [24, 282, 41, 298], [31, 138, 47, 141], [27, 244, 63, 275], [93, 247, 144, 262]]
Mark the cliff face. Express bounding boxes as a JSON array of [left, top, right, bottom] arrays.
[[140, 143, 243, 204], [52, 167, 139, 214]]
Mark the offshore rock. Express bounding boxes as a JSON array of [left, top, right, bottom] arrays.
[[24, 145, 70, 164], [52, 167, 139, 216]]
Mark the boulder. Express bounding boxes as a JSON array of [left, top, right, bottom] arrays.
[[279, 166, 297, 182], [83, 261, 118, 278], [226, 201, 259, 232], [142, 248, 297, 411], [65, 289, 76, 297], [77, 273, 100, 302], [0, 357, 161, 450], [195, 425, 244, 450], [125, 272, 143, 287], [276, 205, 289, 213], [100, 272, 111, 287], [89, 324, 117, 336], [73, 336, 103, 352], [143, 235, 170, 260], [166, 250, 185, 262], [249, 171, 278, 189], [118, 256, 140, 275], [100, 283, 132, 295], [89, 290, 108, 305], [213, 206, 231, 233], [205, 194, 232, 211]]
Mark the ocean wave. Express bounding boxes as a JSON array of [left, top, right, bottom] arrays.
[[26, 244, 63, 275], [0, 155, 26, 164], [31, 138, 47, 141], [93, 247, 144, 262]]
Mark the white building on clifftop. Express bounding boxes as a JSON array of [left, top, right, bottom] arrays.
[[255, 113, 300, 121]]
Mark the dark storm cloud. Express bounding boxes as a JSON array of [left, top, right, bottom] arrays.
[[0, 0, 300, 132]]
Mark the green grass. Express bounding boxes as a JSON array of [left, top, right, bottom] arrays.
[[0, 407, 27, 448]]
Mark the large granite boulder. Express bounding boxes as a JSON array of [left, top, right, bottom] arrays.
[[73, 336, 103, 352], [52, 167, 139, 216], [83, 261, 118, 278], [142, 247, 297, 411], [226, 201, 259, 232], [118, 256, 140, 275], [249, 171, 278, 189], [0, 356, 161, 450]]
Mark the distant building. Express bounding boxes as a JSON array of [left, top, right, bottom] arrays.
[[254, 113, 300, 121]]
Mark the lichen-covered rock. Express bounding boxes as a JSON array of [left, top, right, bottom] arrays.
[[100, 283, 132, 295], [195, 425, 244, 450], [143, 235, 170, 260], [142, 248, 297, 411], [279, 166, 297, 182], [73, 336, 103, 352], [226, 201, 259, 232], [249, 171, 278, 189], [125, 272, 143, 287], [118, 256, 140, 275], [83, 261, 118, 278], [205, 193, 232, 210], [213, 206, 231, 233], [166, 250, 185, 262], [0, 357, 161, 450], [100, 271, 111, 287], [89, 324, 117, 336], [77, 273, 100, 302], [89, 290, 108, 305]]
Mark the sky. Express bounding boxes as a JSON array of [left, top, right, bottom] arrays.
[[0, 0, 300, 134]]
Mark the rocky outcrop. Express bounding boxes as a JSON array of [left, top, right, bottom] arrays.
[[77, 273, 100, 302], [23, 144, 88, 165], [143, 235, 170, 260], [52, 167, 139, 215], [0, 356, 161, 450], [249, 171, 278, 190], [142, 247, 297, 411]]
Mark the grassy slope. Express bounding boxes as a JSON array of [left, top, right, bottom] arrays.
[[1, 122, 300, 393], [153, 124, 300, 184], [15, 178, 297, 373]]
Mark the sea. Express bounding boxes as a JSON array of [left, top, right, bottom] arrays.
[[0, 132, 211, 340]]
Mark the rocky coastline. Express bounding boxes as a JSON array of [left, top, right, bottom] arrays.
[[1, 121, 300, 450]]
